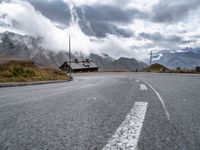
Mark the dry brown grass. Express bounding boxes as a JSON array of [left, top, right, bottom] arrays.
[[143, 63, 170, 73], [0, 60, 70, 82], [143, 63, 200, 74]]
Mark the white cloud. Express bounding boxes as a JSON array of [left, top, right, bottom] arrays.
[[0, 0, 200, 62], [0, 0, 68, 51], [0, 0, 150, 60], [63, 0, 123, 6]]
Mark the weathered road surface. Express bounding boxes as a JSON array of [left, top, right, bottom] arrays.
[[0, 73, 199, 150]]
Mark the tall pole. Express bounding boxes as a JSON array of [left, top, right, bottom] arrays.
[[69, 35, 72, 78], [149, 50, 153, 72]]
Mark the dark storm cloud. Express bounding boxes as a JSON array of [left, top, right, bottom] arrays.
[[25, 0, 200, 41], [27, 0, 145, 25], [83, 5, 144, 23], [151, 0, 200, 23], [27, 0, 142, 37], [114, 26, 135, 38], [76, 5, 142, 37], [86, 21, 134, 38], [139, 32, 193, 44], [27, 0, 70, 24]]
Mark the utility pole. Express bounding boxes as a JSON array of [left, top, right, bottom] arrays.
[[149, 50, 153, 72], [69, 35, 72, 78]]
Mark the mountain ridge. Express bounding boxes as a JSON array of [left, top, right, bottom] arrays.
[[89, 53, 148, 71], [154, 50, 200, 69], [0, 31, 148, 72]]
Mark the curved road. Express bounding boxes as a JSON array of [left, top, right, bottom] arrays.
[[0, 72, 199, 150]]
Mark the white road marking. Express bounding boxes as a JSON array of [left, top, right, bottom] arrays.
[[103, 102, 148, 150], [135, 80, 140, 83], [128, 77, 133, 80], [140, 84, 148, 91], [87, 97, 97, 100], [142, 80, 170, 120]]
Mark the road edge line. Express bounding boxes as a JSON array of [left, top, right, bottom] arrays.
[[142, 80, 170, 120]]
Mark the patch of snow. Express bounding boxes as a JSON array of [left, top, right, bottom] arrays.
[[152, 53, 163, 61]]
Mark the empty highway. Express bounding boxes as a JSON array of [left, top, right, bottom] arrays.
[[0, 73, 200, 150]]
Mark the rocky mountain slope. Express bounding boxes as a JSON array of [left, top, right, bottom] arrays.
[[0, 31, 148, 72], [0, 31, 70, 68], [154, 49, 200, 69], [89, 53, 148, 71]]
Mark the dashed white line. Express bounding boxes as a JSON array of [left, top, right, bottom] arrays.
[[128, 77, 134, 80], [103, 102, 148, 150], [135, 80, 140, 83], [140, 84, 148, 91], [142, 80, 170, 120], [87, 97, 97, 101]]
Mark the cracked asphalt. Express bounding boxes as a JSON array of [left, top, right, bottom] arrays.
[[0, 72, 199, 150]]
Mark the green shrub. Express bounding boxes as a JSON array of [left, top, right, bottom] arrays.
[[0, 60, 69, 82], [9, 66, 36, 78], [24, 69, 36, 77], [10, 66, 25, 77]]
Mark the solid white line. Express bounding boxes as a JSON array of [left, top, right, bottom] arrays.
[[140, 84, 148, 91], [142, 80, 170, 120], [103, 102, 148, 150]]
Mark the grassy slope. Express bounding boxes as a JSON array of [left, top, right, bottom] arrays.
[[143, 63, 200, 74], [143, 63, 170, 72], [0, 60, 70, 82]]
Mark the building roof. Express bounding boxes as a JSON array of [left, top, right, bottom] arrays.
[[61, 59, 98, 70]]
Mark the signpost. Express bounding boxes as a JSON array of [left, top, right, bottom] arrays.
[[149, 50, 161, 72], [69, 35, 72, 78], [149, 50, 153, 72]]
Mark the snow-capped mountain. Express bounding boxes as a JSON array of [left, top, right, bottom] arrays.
[[154, 49, 200, 69]]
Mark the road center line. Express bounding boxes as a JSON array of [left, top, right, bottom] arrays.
[[128, 77, 133, 81], [142, 80, 170, 120], [135, 80, 140, 83], [87, 97, 97, 100], [140, 84, 148, 91], [103, 102, 148, 150]]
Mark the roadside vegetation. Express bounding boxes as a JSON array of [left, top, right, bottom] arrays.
[[143, 63, 200, 74], [143, 63, 170, 73], [0, 60, 70, 82], [168, 67, 200, 74]]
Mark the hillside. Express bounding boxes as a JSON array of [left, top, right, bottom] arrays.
[[143, 63, 170, 72], [0, 60, 70, 82], [0, 31, 71, 69]]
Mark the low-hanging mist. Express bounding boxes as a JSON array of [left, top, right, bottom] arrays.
[[0, 0, 148, 60], [1, 0, 200, 62]]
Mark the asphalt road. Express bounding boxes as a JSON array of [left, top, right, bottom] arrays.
[[0, 72, 199, 150]]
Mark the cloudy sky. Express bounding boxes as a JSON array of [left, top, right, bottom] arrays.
[[0, 0, 200, 61]]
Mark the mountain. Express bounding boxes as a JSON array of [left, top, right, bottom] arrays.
[[89, 53, 148, 71], [2, 31, 200, 71], [0, 31, 148, 72], [154, 50, 200, 69], [0, 31, 70, 68]]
